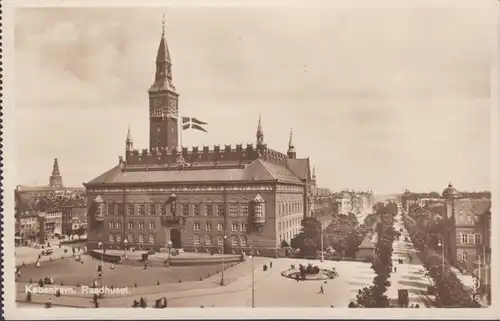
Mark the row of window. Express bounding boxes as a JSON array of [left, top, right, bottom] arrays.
[[193, 222, 248, 232], [278, 201, 303, 217], [460, 232, 482, 245], [278, 216, 301, 231], [193, 234, 248, 246], [108, 233, 154, 244], [102, 203, 250, 217], [459, 251, 481, 261], [280, 229, 300, 242], [106, 233, 249, 246]]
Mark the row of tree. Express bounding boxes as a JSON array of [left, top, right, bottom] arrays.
[[354, 203, 400, 307], [403, 215, 479, 308]]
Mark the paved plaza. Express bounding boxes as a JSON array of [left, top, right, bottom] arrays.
[[17, 255, 236, 287]]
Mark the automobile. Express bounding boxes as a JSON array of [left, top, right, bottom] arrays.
[[43, 249, 54, 256]]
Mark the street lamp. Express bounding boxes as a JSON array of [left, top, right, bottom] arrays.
[[167, 240, 173, 265], [437, 238, 444, 280], [220, 233, 227, 286], [123, 239, 128, 258]]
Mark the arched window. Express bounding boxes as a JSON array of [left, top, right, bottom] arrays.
[[231, 235, 238, 246], [116, 233, 122, 243], [108, 234, 114, 242], [149, 221, 155, 229], [138, 234, 144, 243], [240, 235, 247, 246], [149, 233, 155, 244]]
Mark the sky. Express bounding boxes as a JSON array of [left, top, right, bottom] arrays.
[[14, 2, 495, 194]]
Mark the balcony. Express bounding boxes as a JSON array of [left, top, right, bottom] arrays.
[[161, 216, 186, 226], [95, 214, 104, 222]]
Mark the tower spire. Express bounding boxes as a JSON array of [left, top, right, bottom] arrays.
[[126, 124, 134, 151], [256, 114, 264, 146], [287, 128, 296, 159], [49, 158, 63, 187]]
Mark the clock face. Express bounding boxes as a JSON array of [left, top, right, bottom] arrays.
[[168, 99, 177, 109], [154, 98, 162, 107]]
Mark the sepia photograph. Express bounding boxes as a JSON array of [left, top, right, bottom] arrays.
[[2, 0, 498, 319]]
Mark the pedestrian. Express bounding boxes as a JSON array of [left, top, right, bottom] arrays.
[[394, 266, 397, 273], [319, 285, 324, 294], [270, 261, 272, 268]]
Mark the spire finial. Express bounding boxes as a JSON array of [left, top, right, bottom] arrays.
[[288, 128, 294, 147], [256, 113, 264, 145], [126, 124, 133, 142], [162, 14, 166, 35]]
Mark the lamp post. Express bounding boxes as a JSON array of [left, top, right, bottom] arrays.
[[437, 238, 444, 281], [320, 224, 325, 262], [167, 240, 173, 265], [250, 242, 255, 308], [123, 239, 128, 258], [97, 240, 104, 287], [221, 233, 227, 286]]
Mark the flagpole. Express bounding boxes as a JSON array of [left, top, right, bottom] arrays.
[[178, 116, 183, 149]]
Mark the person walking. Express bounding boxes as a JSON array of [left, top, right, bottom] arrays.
[[270, 261, 273, 268], [394, 266, 397, 273], [319, 285, 324, 294]]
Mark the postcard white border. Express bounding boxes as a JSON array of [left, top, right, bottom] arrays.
[[2, 0, 499, 319]]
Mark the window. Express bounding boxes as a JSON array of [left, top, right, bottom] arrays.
[[461, 233, 468, 244], [116, 203, 124, 216], [206, 235, 212, 245], [159, 204, 167, 216], [205, 204, 213, 216], [149, 221, 155, 229], [107, 203, 114, 216], [194, 222, 200, 231], [461, 251, 468, 261], [217, 223, 224, 232], [205, 222, 212, 231], [109, 234, 114, 242], [217, 236, 223, 245], [138, 234, 144, 243], [116, 233, 122, 243], [149, 233, 155, 244], [240, 205, 249, 217], [232, 223, 238, 232], [216, 204, 224, 216], [109, 221, 114, 229], [231, 236, 238, 246], [116, 221, 122, 229], [128, 221, 133, 229], [194, 234, 200, 245], [240, 235, 247, 246], [193, 204, 200, 216], [181, 204, 189, 216], [138, 204, 145, 216], [229, 204, 238, 217], [127, 204, 134, 216], [139, 222, 145, 230], [127, 233, 134, 242], [148, 204, 156, 216], [241, 223, 247, 232], [475, 233, 482, 245]]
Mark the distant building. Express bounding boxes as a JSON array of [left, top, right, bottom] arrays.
[[14, 158, 86, 245], [441, 183, 490, 272]]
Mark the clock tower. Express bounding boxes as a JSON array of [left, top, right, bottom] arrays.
[[148, 21, 179, 151]]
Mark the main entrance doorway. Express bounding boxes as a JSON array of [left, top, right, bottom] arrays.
[[170, 229, 182, 249]]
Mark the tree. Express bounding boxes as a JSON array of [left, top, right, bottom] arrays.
[[290, 233, 304, 249], [298, 217, 322, 256]]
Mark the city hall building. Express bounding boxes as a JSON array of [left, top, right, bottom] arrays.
[[84, 24, 320, 255]]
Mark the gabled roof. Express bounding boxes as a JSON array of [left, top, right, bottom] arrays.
[[86, 159, 303, 186], [286, 158, 310, 181]]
